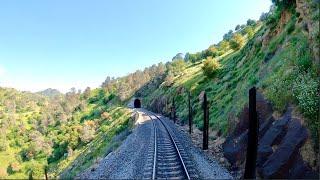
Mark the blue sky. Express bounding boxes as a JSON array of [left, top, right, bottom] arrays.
[[0, 0, 272, 93]]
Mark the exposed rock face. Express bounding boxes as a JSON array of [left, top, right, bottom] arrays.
[[223, 92, 319, 179], [261, 118, 308, 178], [262, 10, 292, 50], [296, 0, 320, 68]]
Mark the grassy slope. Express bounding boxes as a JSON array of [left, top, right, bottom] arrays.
[[53, 107, 133, 179], [0, 87, 134, 179], [144, 8, 319, 148]]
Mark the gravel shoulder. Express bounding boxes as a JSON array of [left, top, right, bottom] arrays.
[[78, 110, 153, 179], [79, 109, 232, 179]]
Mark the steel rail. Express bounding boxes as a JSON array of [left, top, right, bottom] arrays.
[[151, 115, 157, 180], [150, 112, 191, 180]]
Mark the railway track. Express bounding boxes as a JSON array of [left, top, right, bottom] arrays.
[[143, 112, 198, 179]]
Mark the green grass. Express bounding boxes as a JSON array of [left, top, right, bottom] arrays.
[[51, 107, 134, 179], [144, 13, 319, 146]]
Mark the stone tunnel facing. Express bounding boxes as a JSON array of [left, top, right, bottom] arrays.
[[134, 99, 141, 108]]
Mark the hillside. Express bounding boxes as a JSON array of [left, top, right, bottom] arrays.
[[137, 0, 319, 177], [37, 88, 62, 97], [0, 0, 318, 179], [0, 87, 134, 178]]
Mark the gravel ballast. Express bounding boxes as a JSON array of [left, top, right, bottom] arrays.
[[156, 113, 233, 179], [79, 109, 233, 179]]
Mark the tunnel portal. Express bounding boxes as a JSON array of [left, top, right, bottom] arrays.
[[134, 99, 141, 108]]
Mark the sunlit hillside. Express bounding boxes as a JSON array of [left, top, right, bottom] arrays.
[[0, 0, 319, 179]]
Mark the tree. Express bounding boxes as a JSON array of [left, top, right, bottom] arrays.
[[80, 121, 96, 143], [229, 33, 244, 50], [0, 134, 8, 151], [223, 30, 234, 41], [185, 53, 201, 63], [244, 26, 255, 39], [164, 72, 175, 87], [235, 24, 241, 31], [246, 19, 256, 26], [83, 87, 91, 99], [202, 57, 222, 78], [7, 162, 21, 174], [167, 59, 186, 76], [259, 12, 269, 21], [272, 0, 295, 9], [0, 168, 8, 178], [172, 53, 184, 61], [207, 45, 218, 57], [101, 112, 111, 120], [218, 40, 230, 52]]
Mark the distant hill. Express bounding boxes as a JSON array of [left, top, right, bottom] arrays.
[[37, 88, 62, 97]]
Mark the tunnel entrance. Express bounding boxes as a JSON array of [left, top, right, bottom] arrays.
[[134, 99, 141, 108]]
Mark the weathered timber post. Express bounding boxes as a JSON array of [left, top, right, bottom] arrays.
[[203, 92, 209, 150], [173, 98, 177, 123], [170, 99, 173, 120], [44, 166, 48, 180], [244, 87, 258, 179], [28, 170, 33, 180], [188, 91, 193, 134]]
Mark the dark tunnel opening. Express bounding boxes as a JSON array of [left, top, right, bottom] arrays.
[[134, 99, 141, 108]]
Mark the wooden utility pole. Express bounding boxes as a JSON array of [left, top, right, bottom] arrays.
[[203, 92, 209, 150], [188, 91, 193, 134], [244, 87, 258, 179]]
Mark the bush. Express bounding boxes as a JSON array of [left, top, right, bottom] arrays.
[[25, 161, 44, 179], [0, 138, 8, 151], [0, 168, 8, 178], [164, 72, 175, 87], [272, 0, 295, 9], [229, 33, 244, 50], [264, 73, 293, 112], [202, 57, 222, 78], [101, 112, 111, 120], [80, 123, 96, 143], [246, 19, 256, 26], [244, 26, 255, 39], [167, 59, 186, 76], [7, 162, 21, 174], [218, 40, 230, 52], [292, 73, 319, 119], [207, 45, 219, 57]]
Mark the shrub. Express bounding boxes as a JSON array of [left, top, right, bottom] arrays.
[[164, 72, 175, 87], [167, 59, 186, 76], [218, 40, 230, 52], [80, 123, 96, 143], [7, 162, 21, 174], [244, 26, 255, 39], [0, 168, 8, 178], [246, 19, 256, 26], [101, 112, 111, 120], [229, 33, 244, 50], [0, 138, 8, 151], [25, 161, 44, 179], [292, 73, 319, 119], [207, 45, 219, 57], [264, 73, 293, 112], [202, 57, 222, 78], [272, 0, 295, 9]]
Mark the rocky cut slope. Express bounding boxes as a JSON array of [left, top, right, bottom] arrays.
[[139, 0, 319, 179]]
